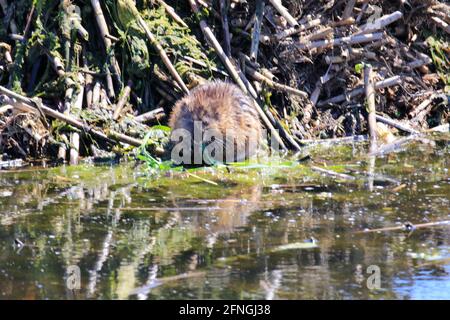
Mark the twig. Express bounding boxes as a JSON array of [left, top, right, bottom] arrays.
[[268, 0, 298, 27], [295, 32, 384, 51], [318, 76, 402, 106], [137, 16, 189, 94], [409, 97, 433, 119], [245, 65, 308, 98], [274, 17, 322, 41], [0, 85, 143, 147], [431, 16, 450, 35], [364, 64, 377, 150], [155, 0, 189, 28], [70, 73, 85, 165], [250, 0, 264, 62], [219, 0, 232, 57], [342, 0, 356, 19], [311, 166, 355, 180], [90, 0, 121, 98], [375, 115, 420, 135], [356, 11, 403, 35], [298, 135, 368, 146], [134, 108, 166, 123], [113, 80, 133, 120]]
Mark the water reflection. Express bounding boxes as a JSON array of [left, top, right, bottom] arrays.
[[0, 137, 448, 299]]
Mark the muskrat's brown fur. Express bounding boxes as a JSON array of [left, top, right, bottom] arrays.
[[168, 81, 263, 164]]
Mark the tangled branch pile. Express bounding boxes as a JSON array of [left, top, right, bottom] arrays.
[[0, 0, 448, 166]]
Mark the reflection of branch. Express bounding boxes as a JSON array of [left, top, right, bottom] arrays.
[[260, 270, 282, 300], [355, 220, 450, 234], [133, 264, 159, 300], [131, 270, 206, 299], [87, 229, 113, 297], [368, 135, 419, 156], [311, 166, 355, 180]]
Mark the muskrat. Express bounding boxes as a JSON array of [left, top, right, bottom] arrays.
[[168, 81, 263, 165]]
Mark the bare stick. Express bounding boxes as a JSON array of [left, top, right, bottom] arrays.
[[364, 64, 377, 149], [189, 0, 248, 93], [375, 115, 420, 135], [245, 65, 308, 98], [268, 0, 298, 27], [219, 0, 232, 57], [318, 76, 401, 106], [296, 32, 384, 51], [355, 0, 369, 24], [155, 0, 189, 28], [113, 80, 133, 120], [342, 0, 356, 19], [311, 166, 355, 180], [0, 85, 143, 147], [83, 50, 94, 109], [90, 0, 121, 98], [274, 17, 322, 41], [356, 11, 403, 35], [407, 55, 433, 69], [250, 0, 264, 62], [298, 135, 367, 145], [431, 16, 450, 35], [409, 97, 433, 118], [137, 16, 189, 94], [70, 74, 85, 165], [135, 108, 166, 123], [70, 132, 80, 165]]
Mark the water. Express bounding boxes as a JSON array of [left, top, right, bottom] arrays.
[[0, 135, 448, 300]]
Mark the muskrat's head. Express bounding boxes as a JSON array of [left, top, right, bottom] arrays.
[[166, 81, 263, 166]]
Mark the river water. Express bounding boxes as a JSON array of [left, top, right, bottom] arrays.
[[0, 135, 448, 299]]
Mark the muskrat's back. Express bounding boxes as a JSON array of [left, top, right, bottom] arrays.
[[169, 81, 263, 164]]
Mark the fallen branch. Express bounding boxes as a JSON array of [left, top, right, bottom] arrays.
[[364, 64, 378, 150], [113, 80, 133, 120], [375, 114, 420, 135], [219, 0, 232, 57], [155, 0, 189, 28], [0, 85, 143, 147], [318, 76, 402, 106], [356, 11, 403, 35], [134, 108, 166, 123], [296, 32, 384, 51], [137, 16, 189, 94], [249, 0, 264, 62], [311, 166, 355, 180], [268, 0, 298, 27], [90, 0, 121, 98], [431, 16, 450, 35], [245, 65, 308, 98]]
